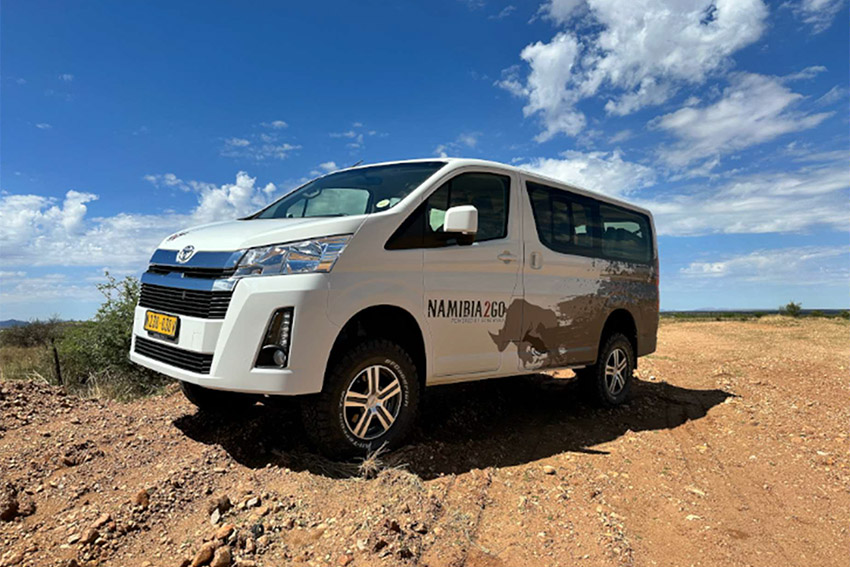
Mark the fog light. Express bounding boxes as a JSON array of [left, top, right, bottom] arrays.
[[255, 308, 293, 368], [272, 347, 287, 367]]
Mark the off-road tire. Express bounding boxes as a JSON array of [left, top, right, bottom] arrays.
[[301, 339, 420, 459], [576, 333, 634, 407], [179, 381, 256, 413]]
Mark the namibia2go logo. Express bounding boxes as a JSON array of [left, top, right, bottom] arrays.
[[427, 298, 508, 321]]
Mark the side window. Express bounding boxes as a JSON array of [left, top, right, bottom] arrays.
[[425, 173, 510, 242], [599, 204, 652, 263], [386, 172, 510, 249], [526, 181, 596, 257]]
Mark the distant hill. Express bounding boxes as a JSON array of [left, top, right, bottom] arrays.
[[0, 319, 28, 328]]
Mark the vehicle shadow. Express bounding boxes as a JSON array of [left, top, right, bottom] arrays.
[[173, 375, 732, 480]]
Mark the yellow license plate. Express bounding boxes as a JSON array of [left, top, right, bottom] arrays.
[[144, 311, 179, 339]]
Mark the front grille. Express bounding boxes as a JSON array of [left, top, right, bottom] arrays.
[[134, 336, 213, 374], [147, 265, 237, 280], [139, 283, 232, 319]]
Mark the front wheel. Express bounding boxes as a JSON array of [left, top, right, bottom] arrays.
[[301, 339, 420, 458], [576, 333, 635, 407]]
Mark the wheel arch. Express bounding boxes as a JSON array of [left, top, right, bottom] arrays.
[[325, 304, 427, 389], [598, 308, 638, 363]]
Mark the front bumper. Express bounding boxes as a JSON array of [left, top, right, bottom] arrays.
[[130, 273, 339, 395]]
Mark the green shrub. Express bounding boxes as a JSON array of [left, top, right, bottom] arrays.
[[0, 318, 65, 348], [57, 273, 167, 400], [780, 301, 802, 318]]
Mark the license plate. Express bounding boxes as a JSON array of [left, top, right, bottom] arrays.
[[144, 311, 179, 340]]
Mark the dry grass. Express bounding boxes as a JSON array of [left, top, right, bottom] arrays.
[[0, 345, 165, 402], [358, 443, 392, 479], [0, 346, 54, 382]]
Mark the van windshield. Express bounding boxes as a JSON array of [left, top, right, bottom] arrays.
[[254, 162, 446, 219]]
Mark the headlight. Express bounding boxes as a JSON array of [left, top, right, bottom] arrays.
[[234, 235, 351, 277]]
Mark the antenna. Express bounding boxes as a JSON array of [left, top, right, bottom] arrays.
[[348, 159, 364, 168]]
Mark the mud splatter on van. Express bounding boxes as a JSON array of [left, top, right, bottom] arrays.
[[490, 260, 657, 370]]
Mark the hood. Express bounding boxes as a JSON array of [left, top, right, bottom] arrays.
[[158, 216, 369, 252]]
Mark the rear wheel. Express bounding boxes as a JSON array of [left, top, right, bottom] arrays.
[[576, 333, 634, 407], [301, 339, 420, 458], [179, 381, 256, 413]]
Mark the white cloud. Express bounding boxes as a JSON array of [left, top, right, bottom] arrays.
[[0, 273, 102, 305], [654, 73, 831, 169], [518, 150, 656, 197], [681, 246, 850, 285], [225, 137, 251, 147], [498, 33, 584, 140], [457, 133, 479, 148], [0, 271, 26, 279], [330, 130, 357, 139], [499, 0, 768, 139], [792, 0, 845, 33], [261, 120, 288, 129], [330, 130, 365, 149], [816, 85, 848, 106], [1, 172, 281, 268], [309, 161, 340, 176], [58, 73, 74, 82], [642, 160, 849, 236], [434, 132, 482, 157], [329, 124, 382, 151], [460, 0, 486, 9], [783, 65, 827, 81], [35, 123, 52, 130], [489, 5, 516, 19], [143, 173, 183, 188], [608, 129, 633, 144], [220, 135, 300, 160]]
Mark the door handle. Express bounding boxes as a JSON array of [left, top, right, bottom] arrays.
[[530, 251, 543, 269], [497, 251, 517, 263]]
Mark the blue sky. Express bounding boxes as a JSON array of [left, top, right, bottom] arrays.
[[1, 0, 848, 320]]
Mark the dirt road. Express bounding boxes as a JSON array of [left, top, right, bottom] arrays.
[[1, 317, 847, 567]]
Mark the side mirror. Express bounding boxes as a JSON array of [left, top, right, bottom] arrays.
[[443, 205, 478, 245]]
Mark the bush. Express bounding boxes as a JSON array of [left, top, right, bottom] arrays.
[[780, 301, 802, 318], [57, 273, 167, 399], [0, 318, 67, 383], [0, 318, 64, 348]]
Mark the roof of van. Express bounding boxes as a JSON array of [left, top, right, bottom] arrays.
[[339, 157, 653, 218]]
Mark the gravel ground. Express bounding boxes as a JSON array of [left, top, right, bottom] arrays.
[[1, 316, 847, 567]]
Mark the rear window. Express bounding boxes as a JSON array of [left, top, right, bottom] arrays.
[[599, 204, 652, 263], [526, 181, 652, 264]]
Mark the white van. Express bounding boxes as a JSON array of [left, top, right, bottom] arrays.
[[130, 158, 658, 456]]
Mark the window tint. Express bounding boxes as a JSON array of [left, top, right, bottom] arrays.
[[527, 181, 652, 263], [526, 182, 596, 256], [599, 204, 652, 263], [386, 172, 510, 249], [426, 173, 509, 242]]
